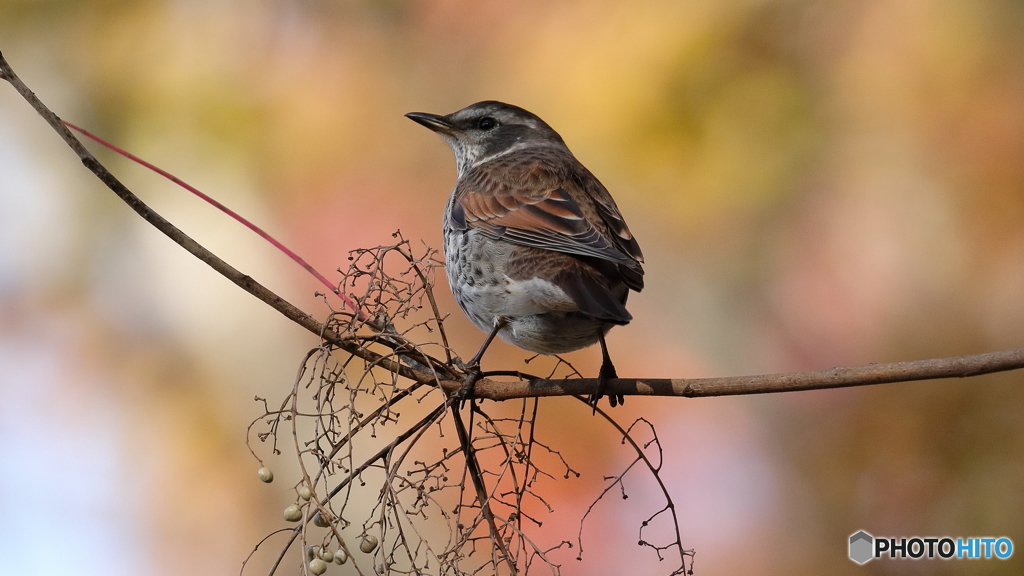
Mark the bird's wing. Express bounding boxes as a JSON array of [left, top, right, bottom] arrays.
[[570, 166, 645, 265], [450, 159, 642, 274]]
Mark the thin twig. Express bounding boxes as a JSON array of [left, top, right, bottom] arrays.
[[451, 405, 518, 574], [588, 402, 692, 575], [265, 404, 447, 576]]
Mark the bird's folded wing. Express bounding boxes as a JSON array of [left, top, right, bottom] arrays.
[[451, 186, 639, 268], [580, 174, 645, 265]]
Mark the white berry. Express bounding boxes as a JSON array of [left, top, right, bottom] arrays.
[[283, 505, 302, 522], [309, 558, 328, 575], [360, 535, 379, 553]]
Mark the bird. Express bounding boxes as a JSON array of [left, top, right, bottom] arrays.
[[405, 101, 644, 408]]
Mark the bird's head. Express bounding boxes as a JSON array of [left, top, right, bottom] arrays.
[[406, 101, 565, 176]]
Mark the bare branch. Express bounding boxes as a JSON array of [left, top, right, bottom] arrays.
[[3, 50, 1023, 409], [464, 347, 1024, 400]]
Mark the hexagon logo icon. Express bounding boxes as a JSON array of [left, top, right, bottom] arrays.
[[849, 531, 874, 564]]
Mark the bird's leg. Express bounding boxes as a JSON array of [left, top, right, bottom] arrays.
[[590, 332, 624, 409], [455, 316, 507, 408], [467, 316, 506, 368]]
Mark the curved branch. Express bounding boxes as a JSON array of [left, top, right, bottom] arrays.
[[4, 50, 1023, 406], [0, 50, 455, 385]]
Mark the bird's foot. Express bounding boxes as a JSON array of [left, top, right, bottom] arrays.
[[454, 362, 483, 410], [589, 359, 624, 410]]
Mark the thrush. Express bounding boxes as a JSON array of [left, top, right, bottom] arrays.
[[406, 101, 644, 407]]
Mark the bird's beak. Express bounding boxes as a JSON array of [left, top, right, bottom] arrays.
[[405, 112, 455, 134]]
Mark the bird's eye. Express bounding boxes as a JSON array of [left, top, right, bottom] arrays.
[[478, 117, 497, 130]]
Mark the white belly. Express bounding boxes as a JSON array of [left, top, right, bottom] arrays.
[[445, 228, 608, 354]]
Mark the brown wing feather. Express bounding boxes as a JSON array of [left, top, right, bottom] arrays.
[[449, 151, 644, 286], [569, 165, 644, 264]]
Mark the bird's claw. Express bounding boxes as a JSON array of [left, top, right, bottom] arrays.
[[589, 360, 624, 411], [454, 363, 482, 410]]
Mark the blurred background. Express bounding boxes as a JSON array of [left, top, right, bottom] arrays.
[[2, 0, 1024, 574]]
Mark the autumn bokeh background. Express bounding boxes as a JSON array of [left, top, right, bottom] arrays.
[[3, 1, 1024, 574]]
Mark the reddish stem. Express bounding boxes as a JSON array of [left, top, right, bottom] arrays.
[[64, 121, 364, 320]]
